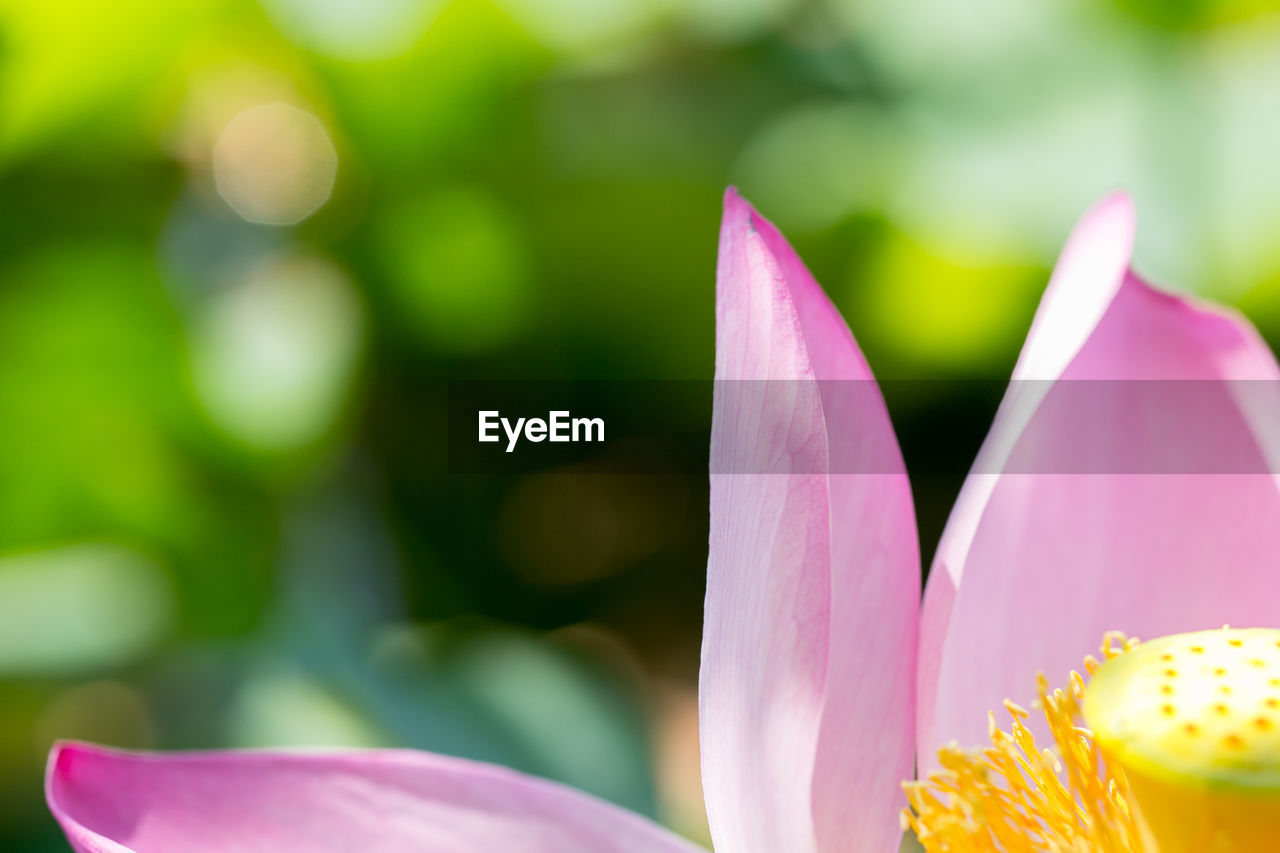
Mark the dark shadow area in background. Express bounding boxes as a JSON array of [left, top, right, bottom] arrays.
[[419, 379, 1007, 657]]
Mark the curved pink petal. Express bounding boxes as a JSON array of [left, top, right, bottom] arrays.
[[46, 742, 706, 853], [919, 193, 1280, 756], [704, 189, 918, 853]]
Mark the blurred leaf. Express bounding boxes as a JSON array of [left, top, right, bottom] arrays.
[[35, 681, 155, 751], [0, 544, 172, 675], [1109, 0, 1220, 30], [497, 0, 658, 56], [0, 242, 189, 544], [0, 0, 221, 163], [229, 666, 387, 747], [443, 627, 660, 816], [320, 0, 544, 173], [529, 178, 721, 376], [0, 240, 277, 637], [1200, 22, 1280, 298], [849, 227, 1043, 374], [191, 253, 364, 452], [260, 0, 444, 60], [375, 185, 532, 354], [735, 102, 902, 233], [678, 0, 800, 42], [832, 0, 1069, 84]]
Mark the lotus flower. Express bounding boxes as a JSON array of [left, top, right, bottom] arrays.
[[47, 189, 1280, 853]]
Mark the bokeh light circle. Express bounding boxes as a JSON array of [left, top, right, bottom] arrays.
[[213, 102, 338, 226]]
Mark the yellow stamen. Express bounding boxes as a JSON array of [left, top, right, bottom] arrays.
[[904, 628, 1280, 852], [902, 632, 1139, 852]]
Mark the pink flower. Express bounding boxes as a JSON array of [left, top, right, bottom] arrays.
[[48, 190, 1280, 852]]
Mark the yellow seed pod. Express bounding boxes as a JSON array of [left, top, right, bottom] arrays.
[[1083, 627, 1280, 852]]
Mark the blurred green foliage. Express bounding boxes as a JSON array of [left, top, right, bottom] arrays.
[[3, 0, 1280, 849]]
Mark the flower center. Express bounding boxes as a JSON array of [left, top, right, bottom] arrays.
[[903, 629, 1280, 852], [1083, 628, 1280, 852]]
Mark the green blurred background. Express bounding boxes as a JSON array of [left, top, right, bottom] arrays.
[[4, 0, 1280, 848]]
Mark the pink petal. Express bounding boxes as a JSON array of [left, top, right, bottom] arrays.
[[703, 189, 918, 853], [919, 193, 1280, 755], [46, 742, 706, 853]]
